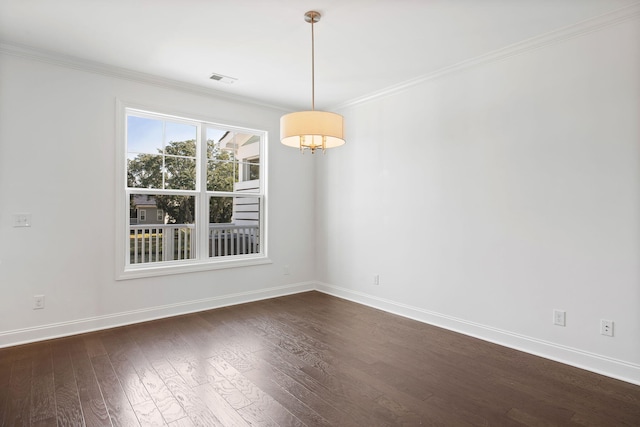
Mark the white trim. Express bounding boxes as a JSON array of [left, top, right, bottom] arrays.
[[0, 41, 289, 113], [332, 3, 640, 111], [118, 256, 272, 280], [315, 282, 640, 387], [2, 280, 639, 386], [115, 99, 127, 278], [2, 4, 638, 115], [0, 282, 314, 349]]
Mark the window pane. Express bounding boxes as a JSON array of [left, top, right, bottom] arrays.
[[207, 127, 236, 191], [164, 139, 197, 157], [240, 158, 260, 182], [129, 194, 196, 264], [127, 153, 163, 189], [164, 157, 196, 190], [127, 116, 198, 190], [209, 196, 233, 224], [127, 116, 163, 155], [207, 160, 236, 192], [235, 133, 261, 193], [166, 122, 197, 153], [209, 196, 260, 257], [205, 129, 261, 192], [206, 127, 228, 159]]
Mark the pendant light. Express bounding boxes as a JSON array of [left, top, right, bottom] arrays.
[[280, 11, 345, 154]]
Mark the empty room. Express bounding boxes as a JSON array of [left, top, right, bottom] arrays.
[[1, 0, 639, 425]]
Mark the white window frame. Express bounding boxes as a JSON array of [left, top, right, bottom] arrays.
[[115, 100, 270, 280], [139, 209, 147, 222], [156, 209, 164, 223]]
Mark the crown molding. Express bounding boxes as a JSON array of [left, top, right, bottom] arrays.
[[0, 41, 290, 113], [334, 2, 640, 111], [2, 2, 638, 114]]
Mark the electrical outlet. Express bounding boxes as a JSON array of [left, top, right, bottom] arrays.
[[283, 265, 290, 275], [33, 295, 45, 310], [373, 275, 380, 286], [600, 319, 614, 337], [553, 310, 566, 326]]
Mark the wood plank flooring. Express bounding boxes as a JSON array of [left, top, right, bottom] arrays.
[[1, 291, 639, 426]]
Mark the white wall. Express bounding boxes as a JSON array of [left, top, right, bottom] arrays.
[[316, 18, 640, 384], [0, 52, 316, 345]]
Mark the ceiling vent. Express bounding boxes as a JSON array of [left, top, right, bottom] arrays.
[[209, 73, 237, 84]]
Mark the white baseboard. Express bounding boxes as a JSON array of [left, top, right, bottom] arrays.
[[3, 280, 638, 387], [315, 282, 640, 386], [0, 282, 315, 348]]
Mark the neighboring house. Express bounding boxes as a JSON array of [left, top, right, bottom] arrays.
[[130, 194, 165, 225], [218, 132, 260, 230]]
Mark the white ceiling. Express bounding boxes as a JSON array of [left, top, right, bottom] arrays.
[[1, 0, 638, 111]]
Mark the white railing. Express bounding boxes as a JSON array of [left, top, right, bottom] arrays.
[[209, 224, 259, 257], [129, 223, 258, 264], [129, 224, 195, 264]]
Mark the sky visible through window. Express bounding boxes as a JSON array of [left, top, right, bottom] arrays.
[[127, 116, 195, 156], [127, 115, 229, 158]]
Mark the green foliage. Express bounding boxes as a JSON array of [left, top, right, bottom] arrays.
[[128, 139, 238, 224], [209, 197, 233, 224]]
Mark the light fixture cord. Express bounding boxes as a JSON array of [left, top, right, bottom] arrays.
[[311, 14, 315, 111]]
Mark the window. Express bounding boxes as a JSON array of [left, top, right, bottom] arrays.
[[117, 105, 268, 279], [242, 157, 260, 182]]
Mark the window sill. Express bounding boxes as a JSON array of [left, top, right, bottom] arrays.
[[116, 255, 272, 280]]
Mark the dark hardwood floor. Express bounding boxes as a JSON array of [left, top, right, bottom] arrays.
[[1, 291, 639, 426]]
